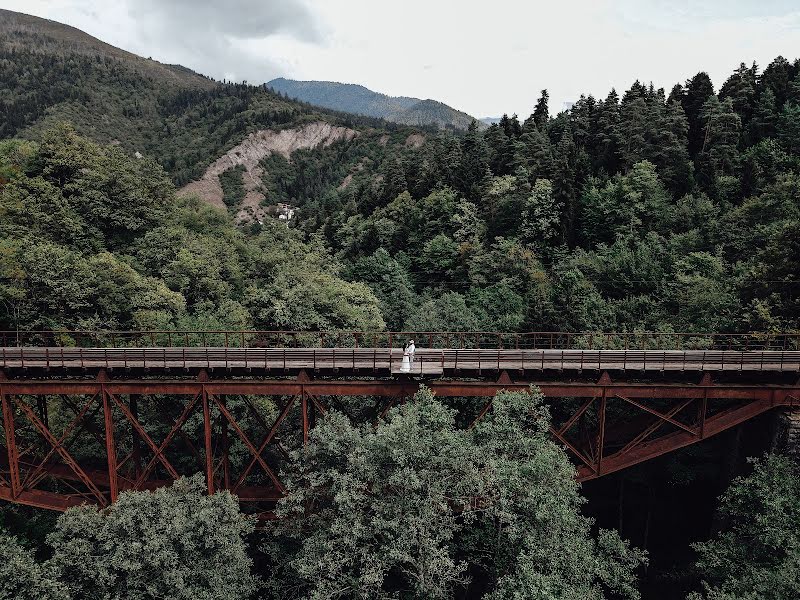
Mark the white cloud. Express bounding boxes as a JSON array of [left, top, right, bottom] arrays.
[[2, 0, 799, 117]]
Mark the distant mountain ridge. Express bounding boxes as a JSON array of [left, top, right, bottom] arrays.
[[267, 77, 482, 130]]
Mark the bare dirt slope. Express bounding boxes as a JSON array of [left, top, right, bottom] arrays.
[[179, 121, 357, 223]]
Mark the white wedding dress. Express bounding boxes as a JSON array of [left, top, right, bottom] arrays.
[[400, 351, 411, 372]]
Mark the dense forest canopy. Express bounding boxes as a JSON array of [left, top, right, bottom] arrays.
[[3, 47, 800, 334], [276, 58, 800, 335]]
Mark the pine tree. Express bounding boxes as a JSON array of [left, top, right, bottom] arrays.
[[667, 83, 685, 105], [695, 96, 742, 197], [618, 86, 649, 169], [778, 103, 800, 155], [520, 178, 562, 251], [683, 72, 716, 157], [720, 62, 758, 123], [787, 71, 800, 106], [594, 89, 621, 175], [552, 131, 577, 245], [532, 89, 549, 128], [761, 55, 793, 108], [516, 126, 555, 181], [381, 157, 408, 203], [458, 121, 491, 196], [750, 88, 779, 143], [655, 99, 692, 195]]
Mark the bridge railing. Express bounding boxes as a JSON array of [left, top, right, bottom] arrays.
[[1, 330, 799, 351]]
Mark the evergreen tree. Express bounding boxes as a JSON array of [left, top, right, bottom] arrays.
[[516, 125, 555, 180], [458, 121, 490, 196], [594, 89, 622, 175], [654, 99, 692, 195], [532, 89, 550, 129], [719, 62, 758, 123], [552, 131, 578, 244], [520, 178, 562, 252], [788, 71, 800, 106], [695, 96, 742, 197], [749, 88, 779, 143], [683, 72, 716, 157], [760, 55, 794, 108], [618, 82, 650, 169], [778, 103, 800, 155], [381, 157, 408, 203]]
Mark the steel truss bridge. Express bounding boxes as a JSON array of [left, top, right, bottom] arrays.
[[0, 330, 798, 518]]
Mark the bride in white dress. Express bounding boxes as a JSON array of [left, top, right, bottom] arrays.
[[400, 340, 412, 372]]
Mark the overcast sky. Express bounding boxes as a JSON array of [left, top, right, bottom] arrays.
[[3, 0, 800, 117]]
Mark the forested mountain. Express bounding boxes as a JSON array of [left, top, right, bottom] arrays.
[[267, 77, 482, 130], [0, 10, 345, 186], [265, 62, 800, 335], [0, 9, 212, 88], [2, 7, 800, 337]]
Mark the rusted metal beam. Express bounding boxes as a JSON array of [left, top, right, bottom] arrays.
[[133, 392, 200, 489], [1, 389, 20, 498], [576, 399, 776, 480], [202, 386, 214, 495], [108, 392, 179, 480], [233, 395, 296, 492], [13, 396, 107, 506], [0, 379, 797, 402], [211, 393, 285, 494], [102, 386, 118, 502], [0, 369, 796, 516]]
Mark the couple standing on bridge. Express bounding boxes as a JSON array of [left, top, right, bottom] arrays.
[[400, 339, 416, 373]]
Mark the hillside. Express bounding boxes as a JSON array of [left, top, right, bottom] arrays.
[[0, 10, 332, 186], [0, 9, 213, 89], [3, 8, 800, 337], [267, 77, 482, 130], [0, 10, 439, 225]]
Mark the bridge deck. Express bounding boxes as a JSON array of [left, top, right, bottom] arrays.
[[2, 347, 799, 373]]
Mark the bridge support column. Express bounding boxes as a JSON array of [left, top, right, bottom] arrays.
[[1, 384, 21, 499], [202, 390, 214, 495], [101, 378, 119, 502], [130, 394, 141, 479], [220, 399, 230, 489], [298, 371, 311, 445]]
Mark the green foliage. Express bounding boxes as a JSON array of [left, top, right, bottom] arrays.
[[268, 387, 644, 599], [520, 178, 561, 250], [219, 164, 247, 210], [581, 161, 672, 246], [0, 128, 384, 332], [405, 291, 481, 332], [8, 23, 800, 337], [0, 477, 257, 600], [689, 454, 800, 600], [474, 390, 645, 600], [0, 532, 68, 600], [46, 475, 257, 600]]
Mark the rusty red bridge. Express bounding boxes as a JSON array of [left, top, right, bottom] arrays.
[[0, 330, 798, 518]]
